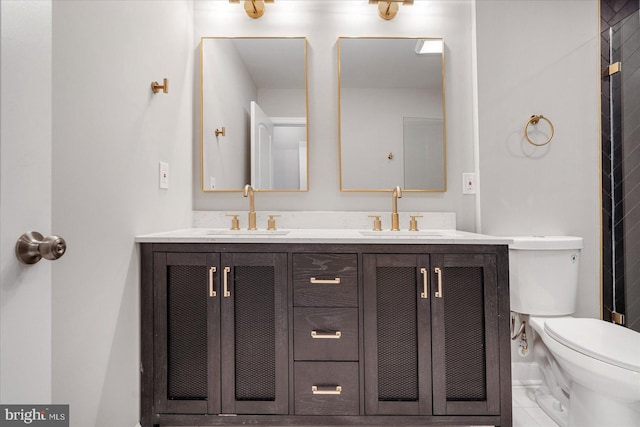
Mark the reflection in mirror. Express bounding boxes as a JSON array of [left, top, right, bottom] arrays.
[[201, 37, 308, 191], [339, 37, 446, 191]]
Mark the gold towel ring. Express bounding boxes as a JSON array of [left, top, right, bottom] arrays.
[[524, 115, 554, 147]]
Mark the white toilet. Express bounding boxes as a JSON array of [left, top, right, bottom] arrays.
[[509, 236, 640, 427]]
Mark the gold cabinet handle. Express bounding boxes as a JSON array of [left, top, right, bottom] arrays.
[[435, 267, 443, 298], [209, 266, 217, 297], [311, 330, 342, 339], [309, 277, 341, 284], [223, 267, 231, 297], [312, 385, 342, 395], [420, 267, 428, 299]]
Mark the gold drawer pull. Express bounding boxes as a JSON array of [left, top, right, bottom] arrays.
[[309, 277, 341, 284], [312, 385, 342, 395], [223, 266, 231, 297], [435, 267, 443, 298], [311, 330, 342, 339], [209, 266, 217, 297], [420, 267, 428, 299]]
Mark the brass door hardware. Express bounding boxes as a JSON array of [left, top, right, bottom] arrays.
[[312, 385, 342, 395], [310, 277, 341, 284], [612, 311, 625, 325], [524, 114, 554, 147], [603, 62, 621, 77], [420, 267, 428, 299], [209, 267, 217, 297], [151, 78, 168, 94], [223, 266, 231, 297], [434, 267, 443, 298], [215, 127, 226, 137], [311, 330, 342, 339]]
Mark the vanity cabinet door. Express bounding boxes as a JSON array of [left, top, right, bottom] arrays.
[[153, 252, 221, 415], [363, 254, 432, 415], [430, 253, 500, 416], [153, 251, 288, 416], [220, 252, 289, 415]]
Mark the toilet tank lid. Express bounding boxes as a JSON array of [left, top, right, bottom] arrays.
[[544, 317, 640, 372], [509, 236, 584, 250]]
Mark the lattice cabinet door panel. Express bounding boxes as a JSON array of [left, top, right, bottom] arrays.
[[153, 252, 221, 414], [220, 252, 289, 415], [363, 254, 432, 415], [430, 253, 500, 416]]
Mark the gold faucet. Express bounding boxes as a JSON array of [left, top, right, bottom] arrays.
[[243, 184, 257, 230], [391, 186, 402, 231]]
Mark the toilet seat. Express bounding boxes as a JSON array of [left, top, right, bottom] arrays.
[[543, 317, 640, 373]]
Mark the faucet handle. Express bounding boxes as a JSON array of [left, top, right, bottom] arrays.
[[225, 214, 240, 230], [368, 215, 382, 231], [409, 215, 423, 232], [267, 214, 281, 231]]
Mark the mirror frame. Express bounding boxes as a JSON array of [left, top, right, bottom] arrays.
[[200, 36, 309, 192], [338, 36, 447, 193]]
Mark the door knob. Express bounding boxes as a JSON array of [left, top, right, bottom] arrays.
[[16, 231, 67, 264]]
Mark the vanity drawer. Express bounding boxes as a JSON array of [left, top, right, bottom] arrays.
[[294, 362, 359, 415], [293, 253, 357, 307], [294, 307, 358, 361]]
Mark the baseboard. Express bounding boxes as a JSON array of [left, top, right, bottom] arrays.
[[511, 361, 543, 386]]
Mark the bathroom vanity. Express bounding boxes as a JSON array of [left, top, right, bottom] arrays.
[[137, 228, 512, 427]]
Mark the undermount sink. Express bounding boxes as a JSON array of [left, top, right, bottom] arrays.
[[359, 230, 451, 237], [205, 229, 290, 236]]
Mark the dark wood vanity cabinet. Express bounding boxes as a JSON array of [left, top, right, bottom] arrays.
[[140, 243, 512, 427], [146, 250, 288, 420], [363, 253, 501, 417]]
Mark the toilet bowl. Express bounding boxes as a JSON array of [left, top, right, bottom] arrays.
[[509, 236, 640, 427], [529, 316, 640, 427]]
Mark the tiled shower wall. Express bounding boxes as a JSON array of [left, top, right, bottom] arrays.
[[601, 0, 640, 331]]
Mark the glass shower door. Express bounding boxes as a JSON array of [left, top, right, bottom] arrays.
[[602, 10, 640, 332]]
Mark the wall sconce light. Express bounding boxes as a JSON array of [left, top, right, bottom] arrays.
[[369, 0, 413, 20], [229, 0, 274, 19]]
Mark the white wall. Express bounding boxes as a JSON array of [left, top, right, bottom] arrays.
[[0, 0, 53, 403], [194, 0, 478, 232], [51, 1, 193, 426], [476, 0, 600, 318]]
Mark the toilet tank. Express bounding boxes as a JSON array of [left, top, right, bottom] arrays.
[[509, 236, 584, 316]]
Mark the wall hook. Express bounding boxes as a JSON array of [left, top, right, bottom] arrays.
[[215, 127, 226, 137], [151, 78, 168, 94]]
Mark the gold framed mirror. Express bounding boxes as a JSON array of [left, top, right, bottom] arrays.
[[338, 37, 446, 192], [201, 37, 308, 192]]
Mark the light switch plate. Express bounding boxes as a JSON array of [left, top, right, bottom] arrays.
[[159, 162, 169, 189]]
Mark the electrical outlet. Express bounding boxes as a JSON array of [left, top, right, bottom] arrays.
[[159, 162, 169, 189], [463, 172, 477, 194]]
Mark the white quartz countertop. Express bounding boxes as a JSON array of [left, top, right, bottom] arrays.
[[135, 228, 512, 245]]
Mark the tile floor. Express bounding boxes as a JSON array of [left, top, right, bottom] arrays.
[[512, 385, 559, 427]]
